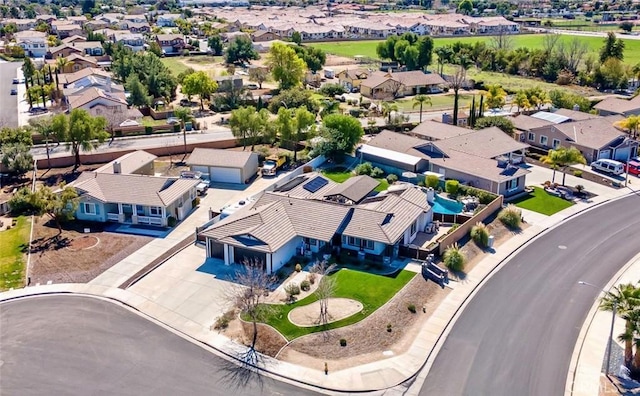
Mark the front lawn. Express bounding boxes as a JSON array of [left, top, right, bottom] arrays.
[[0, 216, 30, 290], [322, 168, 389, 192], [259, 269, 415, 340], [512, 186, 574, 216]]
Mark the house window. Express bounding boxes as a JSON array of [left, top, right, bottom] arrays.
[[149, 206, 162, 217], [552, 139, 560, 149], [347, 236, 357, 246], [83, 202, 96, 215], [410, 220, 418, 235], [540, 135, 548, 146], [506, 178, 519, 191], [363, 239, 374, 250], [528, 132, 535, 141]]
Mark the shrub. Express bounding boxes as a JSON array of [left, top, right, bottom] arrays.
[[192, 197, 200, 207], [575, 184, 585, 194], [573, 170, 582, 177], [303, 165, 312, 173], [295, 263, 302, 272], [300, 280, 311, 291], [213, 310, 235, 330], [308, 273, 316, 284], [445, 179, 460, 195], [371, 167, 384, 178], [386, 174, 398, 184], [340, 338, 347, 347], [355, 162, 373, 176], [470, 222, 489, 247], [387, 323, 393, 332], [349, 108, 363, 118], [426, 175, 440, 188], [8, 187, 35, 215], [145, 126, 153, 134], [167, 216, 177, 227], [407, 304, 417, 314], [498, 204, 522, 229], [319, 83, 346, 97], [285, 283, 300, 298], [443, 243, 465, 272]]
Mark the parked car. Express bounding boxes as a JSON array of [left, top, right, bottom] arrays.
[[591, 159, 624, 175], [12, 78, 24, 84], [624, 160, 640, 176], [10, 88, 17, 95], [244, 84, 258, 90]]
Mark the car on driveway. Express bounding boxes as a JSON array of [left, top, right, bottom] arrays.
[[10, 88, 17, 95], [624, 160, 640, 176]]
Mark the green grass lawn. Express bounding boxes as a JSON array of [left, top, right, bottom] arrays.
[[310, 34, 640, 66], [260, 268, 415, 340], [141, 116, 170, 127], [160, 57, 192, 76], [512, 186, 574, 216], [322, 168, 389, 191], [395, 93, 474, 112], [0, 216, 30, 290]]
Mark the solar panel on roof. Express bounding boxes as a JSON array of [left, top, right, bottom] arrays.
[[303, 176, 329, 193], [273, 176, 307, 192]]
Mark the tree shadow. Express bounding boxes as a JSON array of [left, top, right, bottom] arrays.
[[217, 349, 268, 393]]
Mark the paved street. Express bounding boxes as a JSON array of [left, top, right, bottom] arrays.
[[420, 193, 640, 396], [0, 62, 20, 128], [0, 295, 320, 396]]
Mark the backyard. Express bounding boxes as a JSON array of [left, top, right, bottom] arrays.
[[511, 186, 575, 215], [322, 168, 389, 192], [0, 216, 30, 290], [257, 268, 416, 340]]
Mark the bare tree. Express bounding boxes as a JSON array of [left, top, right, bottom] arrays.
[[386, 78, 404, 99], [311, 260, 337, 327], [100, 109, 128, 143], [490, 28, 514, 51], [449, 65, 468, 126], [558, 37, 588, 73], [542, 33, 561, 55], [226, 259, 276, 364]]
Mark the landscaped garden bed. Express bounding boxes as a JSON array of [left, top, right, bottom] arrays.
[[511, 186, 575, 216]]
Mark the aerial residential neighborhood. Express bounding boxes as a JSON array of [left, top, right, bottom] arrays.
[[3, 0, 640, 395]]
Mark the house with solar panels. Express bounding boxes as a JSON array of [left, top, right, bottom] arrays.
[[199, 172, 433, 273]]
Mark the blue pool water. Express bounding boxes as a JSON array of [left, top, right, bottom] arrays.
[[431, 194, 464, 215]]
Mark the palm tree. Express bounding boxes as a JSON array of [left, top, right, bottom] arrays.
[[173, 106, 193, 159], [483, 84, 507, 110], [601, 283, 640, 368], [381, 102, 398, 125], [556, 146, 586, 186], [513, 91, 530, 114], [412, 94, 432, 123], [540, 149, 561, 184], [55, 57, 73, 74], [615, 115, 640, 139]]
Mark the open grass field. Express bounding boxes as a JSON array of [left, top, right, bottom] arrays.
[[512, 186, 574, 215], [259, 268, 415, 340], [160, 57, 191, 76], [0, 216, 30, 290], [310, 34, 640, 66]]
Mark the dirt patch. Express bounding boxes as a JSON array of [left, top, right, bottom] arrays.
[[66, 235, 99, 251], [289, 298, 363, 327], [221, 317, 288, 358], [29, 218, 152, 284]]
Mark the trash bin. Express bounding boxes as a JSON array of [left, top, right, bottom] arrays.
[[487, 235, 495, 248]]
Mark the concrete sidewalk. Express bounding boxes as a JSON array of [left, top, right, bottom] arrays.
[[3, 184, 637, 393]]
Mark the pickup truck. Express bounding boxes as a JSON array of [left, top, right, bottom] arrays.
[[262, 155, 286, 176], [181, 171, 210, 195]]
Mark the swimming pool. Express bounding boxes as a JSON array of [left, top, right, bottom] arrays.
[[431, 194, 464, 215]]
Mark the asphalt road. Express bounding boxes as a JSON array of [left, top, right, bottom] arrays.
[[421, 193, 640, 395], [0, 295, 320, 396], [0, 62, 20, 128]]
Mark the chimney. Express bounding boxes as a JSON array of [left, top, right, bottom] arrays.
[[105, 76, 111, 92], [572, 103, 580, 111], [113, 160, 121, 174]]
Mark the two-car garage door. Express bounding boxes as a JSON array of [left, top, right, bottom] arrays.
[[191, 165, 242, 184]]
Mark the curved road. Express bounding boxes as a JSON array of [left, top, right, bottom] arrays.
[[421, 193, 640, 395], [0, 295, 319, 396]]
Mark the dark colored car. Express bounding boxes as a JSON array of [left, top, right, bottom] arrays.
[[10, 88, 17, 95], [29, 107, 48, 114]]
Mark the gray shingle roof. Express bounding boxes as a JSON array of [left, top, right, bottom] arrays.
[[94, 150, 156, 175], [70, 172, 198, 207], [410, 119, 474, 140], [507, 114, 554, 131], [186, 148, 257, 169], [432, 127, 529, 159], [324, 175, 379, 203], [594, 95, 640, 115], [551, 118, 626, 150]]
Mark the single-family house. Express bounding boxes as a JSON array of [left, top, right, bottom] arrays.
[[251, 30, 281, 42], [66, 86, 129, 121], [594, 95, 640, 117], [66, 15, 88, 26], [360, 71, 447, 99], [48, 43, 83, 59], [128, 22, 151, 34], [55, 24, 84, 39], [214, 75, 244, 92], [113, 32, 146, 52], [156, 34, 186, 55], [58, 67, 113, 87], [186, 148, 259, 184], [62, 74, 125, 98], [200, 179, 432, 273], [156, 13, 182, 27], [84, 20, 109, 31], [62, 35, 87, 44], [64, 53, 100, 73], [358, 127, 530, 196], [123, 15, 148, 24], [15, 30, 48, 58], [36, 15, 58, 24], [337, 68, 371, 91], [71, 171, 199, 227], [528, 117, 638, 163]]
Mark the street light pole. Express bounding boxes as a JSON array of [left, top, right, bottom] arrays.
[[625, 138, 631, 188], [578, 281, 617, 376]]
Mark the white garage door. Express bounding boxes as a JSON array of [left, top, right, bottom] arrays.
[[191, 165, 210, 180], [210, 167, 242, 184]]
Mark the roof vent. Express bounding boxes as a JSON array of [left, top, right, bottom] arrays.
[[113, 160, 121, 174]]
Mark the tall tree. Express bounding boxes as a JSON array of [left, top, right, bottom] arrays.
[[30, 184, 79, 235], [207, 35, 223, 56], [450, 65, 469, 126], [616, 115, 640, 139], [181, 71, 218, 111], [513, 91, 531, 113], [248, 67, 268, 89], [321, 114, 363, 156], [412, 94, 432, 123], [224, 36, 259, 65], [52, 109, 108, 169], [28, 117, 54, 169], [229, 106, 255, 150], [291, 106, 315, 162], [173, 106, 193, 157], [55, 56, 73, 74], [483, 84, 507, 110], [600, 283, 640, 369], [125, 74, 151, 108], [416, 36, 434, 71], [381, 102, 399, 125], [266, 42, 307, 90], [291, 31, 302, 46], [1, 143, 33, 177], [600, 32, 625, 63]]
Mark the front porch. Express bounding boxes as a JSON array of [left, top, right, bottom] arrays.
[[105, 203, 167, 227]]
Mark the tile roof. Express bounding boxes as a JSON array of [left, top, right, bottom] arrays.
[[58, 68, 111, 85], [432, 127, 529, 158], [361, 71, 447, 89], [67, 87, 127, 109], [70, 172, 199, 207], [594, 95, 640, 115], [94, 150, 157, 175], [553, 108, 601, 121], [186, 148, 257, 169], [324, 175, 380, 203], [551, 118, 626, 150], [429, 150, 530, 183], [507, 114, 554, 131], [410, 119, 474, 140], [271, 173, 338, 200]]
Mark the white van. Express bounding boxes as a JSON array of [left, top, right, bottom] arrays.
[[591, 159, 624, 175]]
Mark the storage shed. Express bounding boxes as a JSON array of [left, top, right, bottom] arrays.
[[186, 148, 258, 184]]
